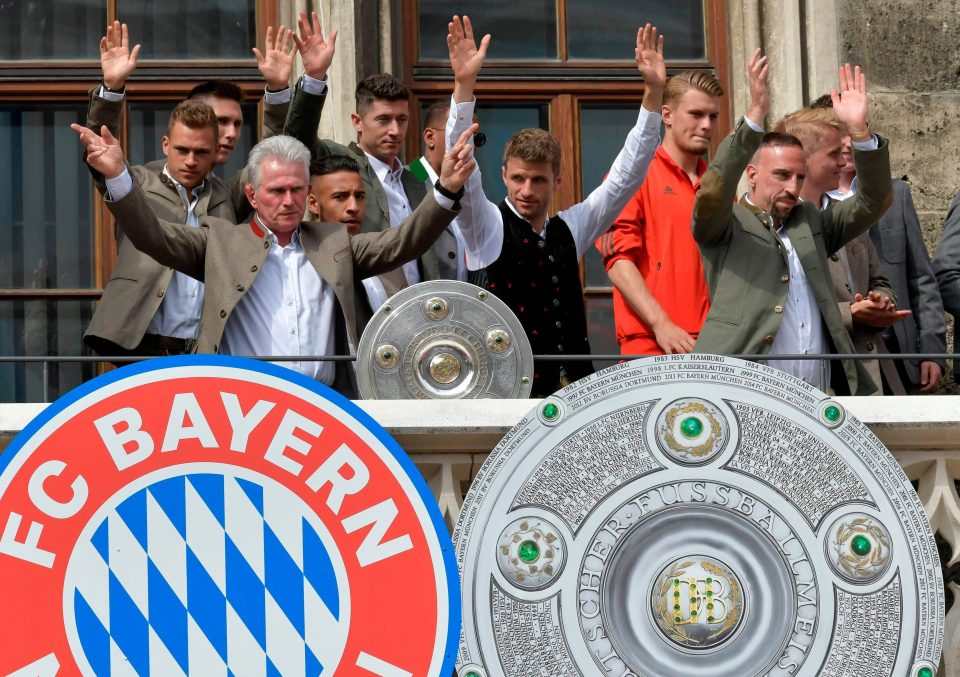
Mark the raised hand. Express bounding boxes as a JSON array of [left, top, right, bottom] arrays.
[[635, 24, 665, 91], [100, 20, 140, 90], [745, 47, 770, 126], [253, 25, 297, 91], [439, 123, 479, 192], [448, 15, 490, 86], [292, 11, 338, 80], [71, 123, 126, 179], [831, 64, 869, 134]]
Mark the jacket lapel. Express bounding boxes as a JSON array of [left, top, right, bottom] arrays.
[[349, 142, 390, 231]]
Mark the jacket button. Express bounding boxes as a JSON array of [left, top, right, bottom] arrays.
[[551, 275, 559, 284], [557, 344, 563, 351], [264, 241, 269, 249], [548, 255, 555, 263], [537, 240, 546, 249], [780, 274, 789, 283], [764, 335, 775, 345], [774, 305, 783, 313], [866, 342, 875, 351], [555, 321, 562, 329], [220, 309, 227, 318], [236, 284, 245, 292], [447, 251, 456, 259], [830, 253, 840, 261], [552, 298, 560, 307], [156, 288, 165, 298], [251, 265, 258, 272]]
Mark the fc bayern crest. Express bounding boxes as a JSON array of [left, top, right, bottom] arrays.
[[0, 356, 460, 676]]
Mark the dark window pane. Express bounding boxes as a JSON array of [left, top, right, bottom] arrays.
[[586, 295, 618, 369], [0, 300, 96, 403], [418, 0, 558, 60], [0, 0, 105, 60], [0, 105, 95, 290], [118, 0, 255, 60], [567, 1, 705, 61], [579, 103, 648, 288], [127, 102, 257, 181]]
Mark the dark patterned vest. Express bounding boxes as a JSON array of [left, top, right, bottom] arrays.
[[469, 201, 594, 396]]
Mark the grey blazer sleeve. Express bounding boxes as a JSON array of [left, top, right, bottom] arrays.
[[933, 190, 960, 318], [105, 180, 208, 281], [897, 183, 947, 360], [283, 79, 344, 160], [84, 86, 125, 194]]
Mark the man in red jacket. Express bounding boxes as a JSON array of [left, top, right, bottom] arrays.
[[596, 71, 724, 355]]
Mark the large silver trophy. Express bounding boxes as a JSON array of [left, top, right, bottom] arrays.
[[453, 355, 943, 676], [357, 281, 533, 399]]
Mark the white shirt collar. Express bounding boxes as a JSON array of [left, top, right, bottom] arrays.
[[504, 196, 550, 234], [255, 213, 302, 249], [162, 165, 206, 198], [365, 150, 404, 185]]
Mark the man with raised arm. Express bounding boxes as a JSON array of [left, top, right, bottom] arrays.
[[595, 71, 724, 357], [82, 21, 297, 358], [692, 51, 893, 395], [444, 16, 665, 396], [283, 12, 461, 289], [72, 123, 478, 397]]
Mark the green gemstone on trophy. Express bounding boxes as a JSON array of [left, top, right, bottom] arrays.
[[680, 415, 704, 438], [465, 672, 481, 677], [824, 404, 842, 422], [851, 534, 872, 556], [918, 668, 933, 677], [518, 539, 541, 563], [674, 603, 680, 611], [674, 579, 680, 586], [706, 577, 712, 584], [674, 590, 680, 598], [542, 403, 560, 420]]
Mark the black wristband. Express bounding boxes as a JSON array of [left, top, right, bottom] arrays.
[[434, 179, 465, 205], [102, 82, 125, 94]]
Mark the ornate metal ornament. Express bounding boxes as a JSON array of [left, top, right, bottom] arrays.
[[357, 281, 533, 399], [454, 355, 943, 676]]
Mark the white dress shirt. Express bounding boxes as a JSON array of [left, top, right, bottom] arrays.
[[415, 155, 469, 282], [366, 152, 421, 287], [220, 218, 337, 385], [140, 167, 205, 339], [444, 96, 662, 270]]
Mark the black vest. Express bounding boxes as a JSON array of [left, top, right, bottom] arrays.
[[469, 202, 594, 396]]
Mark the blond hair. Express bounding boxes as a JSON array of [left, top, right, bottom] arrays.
[[664, 70, 724, 107], [774, 107, 845, 154]]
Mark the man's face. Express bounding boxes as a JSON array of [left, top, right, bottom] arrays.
[[308, 170, 366, 234], [202, 96, 244, 165], [746, 144, 807, 221], [244, 159, 308, 236], [663, 88, 721, 155], [161, 122, 217, 190], [351, 99, 410, 164], [839, 134, 855, 180], [501, 157, 560, 225], [804, 127, 845, 196]]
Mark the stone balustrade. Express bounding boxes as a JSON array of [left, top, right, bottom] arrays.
[[2, 397, 959, 672]]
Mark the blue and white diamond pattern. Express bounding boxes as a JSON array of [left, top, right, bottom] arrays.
[[65, 471, 348, 676]]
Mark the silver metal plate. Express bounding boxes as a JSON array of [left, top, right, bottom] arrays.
[[357, 281, 533, 399], [453, 355, 943, 677]]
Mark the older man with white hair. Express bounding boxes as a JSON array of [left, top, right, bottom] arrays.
[[72, 125, 478, 395]]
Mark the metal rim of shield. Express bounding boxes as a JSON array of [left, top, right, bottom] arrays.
[[356, 280, 534, 399], [452, 355, 943, 677], [0, 355, 461, 676]]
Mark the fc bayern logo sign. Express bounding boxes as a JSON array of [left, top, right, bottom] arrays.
[[0, 356, 460, 676]]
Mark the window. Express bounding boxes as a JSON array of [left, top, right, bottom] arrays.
[[404, 0, 731, 359], [0, 0, 274, 402]]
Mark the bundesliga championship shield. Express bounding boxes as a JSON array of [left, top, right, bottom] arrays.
[[0, 356, 460, 676], [453, 355, 943, 677], [357, 281, 533, 400]]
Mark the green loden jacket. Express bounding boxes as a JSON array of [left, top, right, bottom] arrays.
[[691, 118, 893, 395]]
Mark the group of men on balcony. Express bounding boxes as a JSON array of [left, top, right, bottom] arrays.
[[72, 13, 960, 399]]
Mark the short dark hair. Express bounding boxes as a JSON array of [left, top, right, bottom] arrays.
[[356, 74, 409, 112], [809, 93, 833, 109], [188, 80, 244, 103], [310, 154, 361, 178], [168, 99, 218, 137], [760, 131, 805, 152], [423, 101, 451, 129], [504, 128, 561, 174]]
